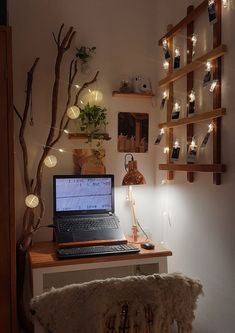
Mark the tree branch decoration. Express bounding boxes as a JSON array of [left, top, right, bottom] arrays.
[[15, 24, 99, 332]]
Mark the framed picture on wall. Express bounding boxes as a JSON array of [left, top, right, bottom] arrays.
[[118, 112, 149, 153]]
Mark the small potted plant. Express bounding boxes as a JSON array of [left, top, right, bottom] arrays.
[[79, 102, 109, 142]]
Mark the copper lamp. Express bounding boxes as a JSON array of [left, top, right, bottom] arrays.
[[122, 154, 146, 243]]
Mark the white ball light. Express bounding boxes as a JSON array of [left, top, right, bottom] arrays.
[[67, 105, 80, 119], [44, 155, 57, 168], [90, 90, 103, 104], [25, 194, 39, 208]]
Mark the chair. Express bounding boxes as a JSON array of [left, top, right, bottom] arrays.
[[31, 273, 203, 333]]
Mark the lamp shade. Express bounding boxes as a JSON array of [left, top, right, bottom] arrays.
[[122, 160, 146, 186]]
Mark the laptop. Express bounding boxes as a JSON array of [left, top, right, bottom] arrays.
[[53, 174, 127, 248]]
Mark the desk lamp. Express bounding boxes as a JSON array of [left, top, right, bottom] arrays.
[[122, 154, 147, 243]]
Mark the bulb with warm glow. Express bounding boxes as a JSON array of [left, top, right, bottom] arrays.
[[25, 194, 39, 208], [75, 84, 80, 89], [163, 91, 168, 99], [189, 90, 195, 102], [44, 155, 57, 168], [58, 148, 65, 153], [174, 102, 181, 112], [208, 123, 214, 133], [209, 80, 218, 92], [160, 128, 165, 135], [208, 0, 215, 5], [64, 129, 69, 134], [190, 138, 197, 149], [163, 147, 169, 154], [174, 140, 180, 148], [163, 61, 169, 70], [206, 61, 212, 72], [163, 38, 168, 48], [67, 105, 80, 119], [222, 0, 228, 8], [191, 34, 197, 46], [175, 48, 180, 57]]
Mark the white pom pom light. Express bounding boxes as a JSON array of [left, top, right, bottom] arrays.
[[44, 155, 57, 168], [67, 105, 80, 119], [25, 194, 39, 208]]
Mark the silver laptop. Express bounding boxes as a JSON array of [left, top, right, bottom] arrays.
[[53, 174, 127, 248]]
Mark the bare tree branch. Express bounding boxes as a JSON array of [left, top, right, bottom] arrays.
[[74, 70, 100, 105], [14, 105, 23, 123]]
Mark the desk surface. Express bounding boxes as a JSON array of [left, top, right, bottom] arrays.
[[29, 242, 172, 269]]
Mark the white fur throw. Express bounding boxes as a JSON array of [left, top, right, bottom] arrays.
[[31, 273, 203, 333]]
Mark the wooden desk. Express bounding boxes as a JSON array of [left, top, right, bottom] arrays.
[[29, 242, 172, 297]]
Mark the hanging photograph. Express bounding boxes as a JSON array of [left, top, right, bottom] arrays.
[[201, 132, 211, 148], [208, 1, 217, 24], [73, 149, 106, 175], [155, 129, 165, 145], [173, 48, 181, 69], [187, 145, 198, 163], [163, 39, 171, 60], [171, 146, 180, 160], [118, 112, 149, 153]]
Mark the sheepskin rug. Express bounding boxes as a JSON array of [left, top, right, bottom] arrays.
[[31, 273, 203, 333]]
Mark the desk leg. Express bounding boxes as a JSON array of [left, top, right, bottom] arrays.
[[158, 257, 168, 274]]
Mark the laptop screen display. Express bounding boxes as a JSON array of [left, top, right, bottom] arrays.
[[53, 175, 114, 215]]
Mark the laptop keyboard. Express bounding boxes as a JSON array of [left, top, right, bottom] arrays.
[[57, 244, 140, 259], [58, 216, 118, 232]]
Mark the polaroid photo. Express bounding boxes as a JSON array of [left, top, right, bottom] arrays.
[[174, 55, 180, 69], [203, 71, 212, 86], [187, 100, 195, 117], [201, 132, 211, 148], [171, 110, 180, 121], [208, 2, 217, 24], [187, 146, 198, 163], [160, 97, 167, 109], [171, 147, 180, 161], [155, 132, 164, 145]]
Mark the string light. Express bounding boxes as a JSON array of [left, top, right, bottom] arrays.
[[208, 0, 215, 5], [189, 90, 195, 102], [174, 102, 181, 112], [58, 148, 65, 153], [67, 105, 80, 119], [174, 140, 180, 148], [162, 39, 168, 48], [163, 61, 169, 70], [208, 123, 214, 133], [191, 34, 197, 47], [222, 0, 229, 8], [163, 91, 168, 99], [206, 61, 213, 72], [80, 100, 84, 105], [209, 80, 218, 92], [163, 147, 169, 154], [161, 179, 168, 185], [175, 48, 180, 57], [44, 155, 57, 168], [190, 137, 197, 149], [64, 129, 69, 134], [160, 128, 165, 135], [74, 84, 80, 89], [25, 194, 39, 208]]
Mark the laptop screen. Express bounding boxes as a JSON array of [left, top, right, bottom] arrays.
[[53, 175, 114, 216]]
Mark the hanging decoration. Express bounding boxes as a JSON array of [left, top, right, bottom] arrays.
[[160, 91, 168, 109], [162, 38, 171, 60], [172, 102, 181, 121], [171, 140, 180, 161], [187, 90, 196, 117], [187, 137, 198, 163], [209, 79, 218, 92], [203, 61, 212, 86], [208, 0, 217, 24], [173, 48, 181, 69], [201, 123, 214, 148], [155, 128, 165, 145]]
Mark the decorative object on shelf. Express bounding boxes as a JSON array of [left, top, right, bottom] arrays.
[[172, 102, 181, 121], [162, 38, 171, 59], [133, 76, 152, 94], [171, 140, 181, 161], [155, 128, 165, 145], [118, 112, 149, 153], [14, 24, 100, 332], [203, 61, 212, 86], [191, 33, 197, 57], [119, 80, 133, 93], [78, 103, 108, 142], [122, 154, 147, 243], [173, 48, 181, 69], [160, 91, 168, 109], [73, 148, 106, 175], [201, 123, 214, 148], [208, 0, 217, 24], [187, 90, 196, 117], [187, 137, 198, 163]]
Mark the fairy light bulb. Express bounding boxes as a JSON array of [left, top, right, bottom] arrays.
[[90, 90, 103, 104], [163, 91, 168, 99], [64, 129, 69, 134], [174, 140, 180, 148], [44, 155, 57, 168], [189, 90, 195, 102], [206, 61, 213, 72], [174, 102, 181, 112], [190, 137, 196, 149], [222, 0, 228, 8], [163, 61, 169, 70], [163, 38, 168, 48], [164, 147, 169, 154], [75, 84, 80, 89], [58, 148, 65, 153], [208, 123, 214, 133], [191, 34, 197, 47], [209, 80, 218, 92], [208, 0, 215, 5], [160, 128, 165, 135], [25, 194, 39, 208], [67, 105, 80, 119], [175, 48, 180, 57]]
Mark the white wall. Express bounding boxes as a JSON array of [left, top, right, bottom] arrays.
[[154, 0, 235, 332], [9, 0, 235, 332]]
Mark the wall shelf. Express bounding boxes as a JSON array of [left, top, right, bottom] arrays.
[[68, 133, 111, 140], [159, 163, 226, 173], [159, 44, 227, 88], [112, 91, 155, 98], [159, 108, 226, 129]]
